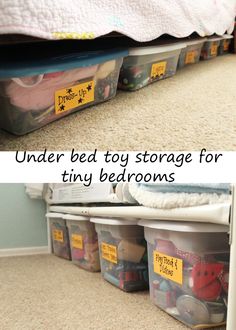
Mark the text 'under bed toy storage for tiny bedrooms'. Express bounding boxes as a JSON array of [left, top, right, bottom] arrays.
[[91, 217, 149, 292], [118, 42, 186, 91], [63, 214, 100, 272], [47, 213, 71, 260], [0, 43, 128, 135], [139, 220, 229, 329]]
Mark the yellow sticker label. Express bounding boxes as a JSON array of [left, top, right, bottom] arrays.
[[72, 234, 83, 249], [185, 50, 196, 64], [151, 61, 167, 79], [223, 40, 229, 51], [53, 229, 64, 243], [101, 242, 117, 264], [153, 251, 183, 285], [211, 44, 218, 56], [55, 80, 95, 115]]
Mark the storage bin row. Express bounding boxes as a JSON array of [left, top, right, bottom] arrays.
[[47, 212, 229, 329], [0, 34, 233, 135]]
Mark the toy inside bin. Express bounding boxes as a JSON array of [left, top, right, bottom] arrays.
[[218, 35, 234, 55], [0, 46, 127, 135], [201, 37, 223, 60], [47, 212, 71, 260], [178, 38, 207, 68], [64, 214, 100, 272], [91, 217, 149, 292], [139, 220, 229, 329], [118, 43, 186, 91]]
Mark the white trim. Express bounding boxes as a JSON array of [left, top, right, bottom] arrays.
[[0, 246, 49, 257], [227, 184, 236, 330]]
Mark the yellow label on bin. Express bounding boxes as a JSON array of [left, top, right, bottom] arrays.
[[153, 251, 183, 285], [101, 242, 117, 264], [72, 234, 83, 249], [185, 50, 196, 64], [223, 40, 229, 51], [151, 61, 167, 79], [53, 229, 64, 243], [55, 80, 95, 115], [211, 44, 218, 56]]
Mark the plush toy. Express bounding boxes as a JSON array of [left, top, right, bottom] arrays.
[[190, 263, 224, 301]]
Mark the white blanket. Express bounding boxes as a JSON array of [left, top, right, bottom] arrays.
[[0, 0, 235, 41]]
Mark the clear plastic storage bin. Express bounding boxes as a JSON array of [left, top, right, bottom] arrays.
[[201, 37, 223, 60], [0, 45, 127, 135], [91, 217, 148, 291], [178, 39, 206, 68], [118, 43, 186, 91], [64, 214, 100, 272], [218, 35, 233, 55], [140, 220, 229, 329], [47, 213, 71, 260]]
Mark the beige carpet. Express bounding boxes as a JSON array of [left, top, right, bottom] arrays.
[[0, 254, 189, 330], [0, 55, 236, 151], [0, 255, 226, 330]]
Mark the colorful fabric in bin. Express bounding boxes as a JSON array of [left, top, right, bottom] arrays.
[[0, 49, 127, 135], [148, 238, 229, 327], [119, 56, 178, 91], [99, 231, 148, 292], [201, 39, 221, 60], [218, 36, 233, 55], [68, 223, 100, 272], [51, 221, 71, 260]]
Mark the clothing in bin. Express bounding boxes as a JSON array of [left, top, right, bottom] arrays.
[[65, 214, 100, 272], [0, 43, 127, 135], [119, 43, 186, 91], [47, 213, 71, 260], [91, 217, 149, 292]]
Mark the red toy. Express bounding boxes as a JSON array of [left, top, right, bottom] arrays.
[[191, 263, 224, 301]]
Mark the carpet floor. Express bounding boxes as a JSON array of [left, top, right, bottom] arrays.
[[0, 55, 235, 151], [0, 254, 226, 330]]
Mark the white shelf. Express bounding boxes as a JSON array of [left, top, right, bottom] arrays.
[[49, 202, 230, 225]]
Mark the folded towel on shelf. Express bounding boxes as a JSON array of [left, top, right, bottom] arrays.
[[24, 183, 45, 199], [134, 183, 230, 194], [0, 0, 234, 41], [128, 183, 231, 209]]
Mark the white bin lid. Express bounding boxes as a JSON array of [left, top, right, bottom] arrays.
[[46, 212, 64, 218], [223, 34, 234, 40], [184, 38, 207, 46], [206, 36, 224, 42], [139, 220, 229, 233], [63, 214, 89, 221], [90, 217, 139, 226], [129, 42, 186, 56]]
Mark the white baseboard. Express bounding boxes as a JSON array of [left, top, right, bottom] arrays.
[[0, 246, 49, 257]]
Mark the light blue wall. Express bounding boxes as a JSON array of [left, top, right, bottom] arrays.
[[0, 184, 47, 249]]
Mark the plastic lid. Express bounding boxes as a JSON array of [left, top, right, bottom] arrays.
[[90, 217, 139, 226], [128, 43, 186, 56], [0, 49, 128, 78], [206, 36, 224, 42], [138, 220, 229, 233], [63, 214, 89, 221], [223, 34, 234, 39], [46, 212, 64, 218], [184, 38, 207, 46]]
